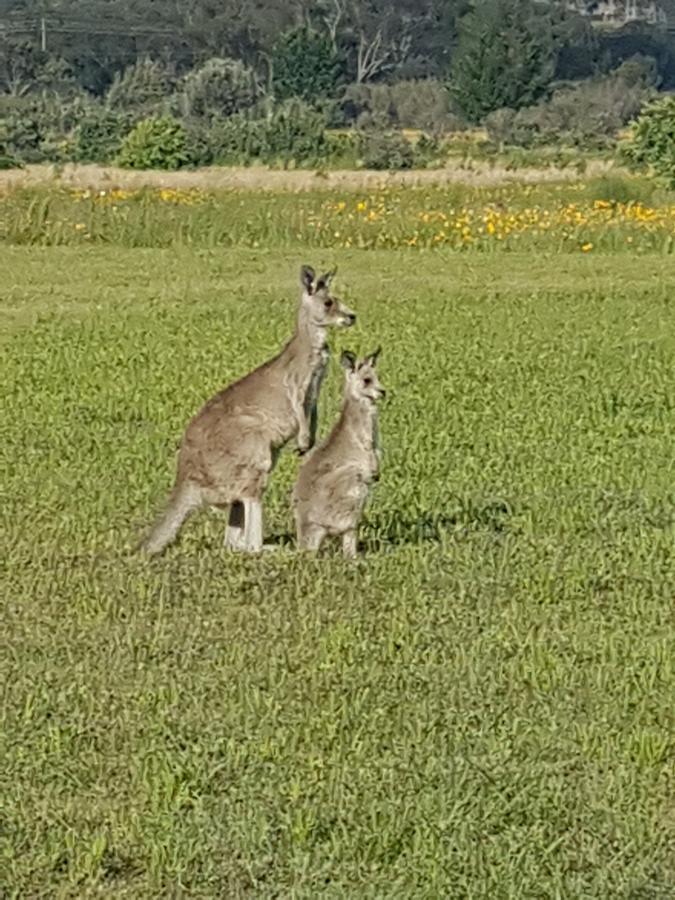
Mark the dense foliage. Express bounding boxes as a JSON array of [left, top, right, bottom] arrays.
[[116, 116, 188, 170], [272, 27, 344, 103], [451, 0, 558, 122]]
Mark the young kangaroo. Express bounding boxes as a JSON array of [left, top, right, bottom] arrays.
[[293, 348, 385, 558], [141, 265, 355, 556]]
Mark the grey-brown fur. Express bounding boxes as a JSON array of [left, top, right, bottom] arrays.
[[292, 348, 385, 558], [141, 265, 355, 555]]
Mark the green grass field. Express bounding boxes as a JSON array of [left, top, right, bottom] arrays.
[[1, 230, 675, 894]]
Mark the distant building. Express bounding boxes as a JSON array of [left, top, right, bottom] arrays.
[[568, 0, 669, 27]]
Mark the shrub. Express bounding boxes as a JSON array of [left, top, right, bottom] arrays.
[[345, 83, 396, 129], [344, 80, 464, 134], [359, 130, 414, 170], [262, 99, 328, 163], [415, 132, 445, 165], [177, 58, 259, 120], [73, 107, 130, 163], [586, 173, 656, 206], [116, 116, 188, 170], [614, 54, 660, 89], [0, 153, 22, 169], [324, 130, 360, 165], [389, 80, 459, 134], [185, 115, 265, 166], [485, 69, 653, 150], [183, 120, 217, 167], [184, 101, 328, 167], [0, 94, 91, 164], [623, 95, 675, 188], [0, 105, 45, 163], [484, 108, 518, 148], [106, 58, 176, 120]]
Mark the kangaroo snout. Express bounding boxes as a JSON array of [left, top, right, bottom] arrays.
[[342, 312, 356, 327]]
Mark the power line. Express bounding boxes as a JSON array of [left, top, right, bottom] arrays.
[[2, 22, 178, 35]]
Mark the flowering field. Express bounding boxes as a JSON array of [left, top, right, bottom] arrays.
[[1, 177, 674, 253], [1, 184, 675, 896]]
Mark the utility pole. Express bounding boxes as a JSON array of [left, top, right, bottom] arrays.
[[40, 16, 46, 51]]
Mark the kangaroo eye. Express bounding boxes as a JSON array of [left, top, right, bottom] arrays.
[[324, 299, 333, 309], [363, 378, 372, 386]]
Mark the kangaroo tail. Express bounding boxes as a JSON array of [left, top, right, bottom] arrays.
[[139, 482, 202, 556]]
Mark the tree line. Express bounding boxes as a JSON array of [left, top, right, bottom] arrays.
[[1, 0, 674, 168]]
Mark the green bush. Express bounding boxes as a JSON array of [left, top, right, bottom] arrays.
[[345, 83, 395, 129], [183, 120, 218, 167], [116, 116, 188, 170], [0, 94, 113, 164], [485, 69, 652, 150], [106, 58, 176, 120], [0, 153, 23, 169], [324, 130, 360, 166], [73, 107, 130, 163], [344, 80, 462, 134], [177, 58, 259, 120], [184, 101, 327, 167], [0, 108, 45, 163], [359, 130, 414, 170], [390, 80, 460, 134], [623, 95, 675, 188], [261, 99, 327, 164], [586, 173, 657, 205], [185, 115, 265, 166], [415, 132, 444, 165]]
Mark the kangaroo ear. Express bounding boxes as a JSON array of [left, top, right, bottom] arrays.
[[364, 346, 381, 367], [340, 350, 357, 371], [315, 267, 336, 291], [301, 265, 315, 292]]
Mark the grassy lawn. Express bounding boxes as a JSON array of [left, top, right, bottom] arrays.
[[1, 245, 674, 897]]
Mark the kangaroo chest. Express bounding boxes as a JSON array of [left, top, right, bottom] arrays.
[[349, 414, 380, 480]]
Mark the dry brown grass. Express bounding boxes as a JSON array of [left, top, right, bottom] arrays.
[[0, 159, 618, 194]]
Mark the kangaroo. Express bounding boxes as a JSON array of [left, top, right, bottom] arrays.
[[141, 265, 355, 556], [293, 348, 385, 559]]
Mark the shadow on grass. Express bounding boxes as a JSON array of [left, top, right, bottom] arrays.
[[362, 499, 518, 552]]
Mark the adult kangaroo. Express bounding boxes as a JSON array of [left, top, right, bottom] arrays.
[[141, 265, 355, 555]]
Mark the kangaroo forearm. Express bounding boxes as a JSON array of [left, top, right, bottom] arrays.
[[292, 399, 311, 451], [308, 404, 318, 447]]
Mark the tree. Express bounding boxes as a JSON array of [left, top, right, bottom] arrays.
[[451, 0, 558, 123], [272, 26, 343, 102], [325, 0, 437, 83]]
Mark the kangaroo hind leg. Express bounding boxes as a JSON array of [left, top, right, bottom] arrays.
[[225, 498, 264, 553], [342, 529, 358, 559], [225, 500, 248, 551]]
